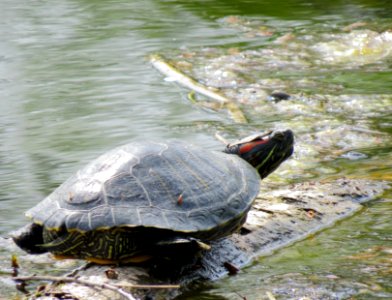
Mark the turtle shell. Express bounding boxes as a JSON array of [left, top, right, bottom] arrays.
[[26, 141, 260, 236]]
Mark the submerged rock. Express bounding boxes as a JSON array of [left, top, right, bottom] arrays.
[[312, 30, 392, 66]]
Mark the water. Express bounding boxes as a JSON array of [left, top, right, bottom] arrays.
[[1, 0, 391, 299]]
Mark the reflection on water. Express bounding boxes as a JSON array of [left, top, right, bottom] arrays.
[[0, 0, 391, 299]]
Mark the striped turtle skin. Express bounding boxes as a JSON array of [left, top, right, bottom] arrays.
[[12, 130, 294, 263]]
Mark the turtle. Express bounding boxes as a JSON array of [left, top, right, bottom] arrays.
[[12, 130, 294, 264]]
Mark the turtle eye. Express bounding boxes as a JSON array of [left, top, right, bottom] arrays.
[[272, 132, 284, 140]]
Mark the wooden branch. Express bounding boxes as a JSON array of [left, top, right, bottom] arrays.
[[150, 54, 247, 123], [150, 54, 229, 104], [14, 275, 137, 300], [214, 132, 230, 145], [13, 275, 180, 300]]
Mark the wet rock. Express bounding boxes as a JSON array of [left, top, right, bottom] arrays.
[[268, 91, 291, 102]]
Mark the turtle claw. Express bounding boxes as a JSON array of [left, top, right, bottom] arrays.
[[156, 237, 211, 251], [194, 240, 211, 251]]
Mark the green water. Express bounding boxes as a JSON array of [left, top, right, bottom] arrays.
[[1, 0, 391, 299]]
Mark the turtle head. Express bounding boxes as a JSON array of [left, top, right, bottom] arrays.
[[224, 130, 294, 179]]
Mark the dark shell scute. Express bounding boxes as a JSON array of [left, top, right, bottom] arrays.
[[104, 174, 149, 207], [133, 161, 184, 209], [162, 211, 192, 231], [65, 213, 90, 232], [43, 209, 67, 230], [88, 206, 116, 230], [187, 208, 216, 230], [64, 212, 85, 230], [110, 206, 141, 227], [137, 207, 168, 228]]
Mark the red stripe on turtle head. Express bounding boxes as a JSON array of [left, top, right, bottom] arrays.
[[239, 139, 269, 154]]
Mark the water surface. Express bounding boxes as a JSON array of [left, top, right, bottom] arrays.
[[1, 0, 391, 299]]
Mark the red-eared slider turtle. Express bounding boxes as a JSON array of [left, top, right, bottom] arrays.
[[13, 130, 294, 264]]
